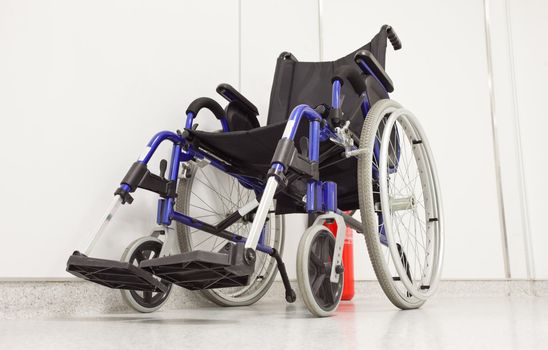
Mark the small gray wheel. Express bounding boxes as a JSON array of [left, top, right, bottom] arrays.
[[120, 236, 172, 313], [297, 225, 343, 317]]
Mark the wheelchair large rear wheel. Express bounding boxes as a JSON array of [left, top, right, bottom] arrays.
[[176, 161, 284, 306], [358, 99, 444, 309]]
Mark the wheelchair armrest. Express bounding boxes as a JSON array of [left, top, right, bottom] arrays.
[[216, 83, 259, 116], [354, 50, 394, 93], [186, 97, 225, 120]]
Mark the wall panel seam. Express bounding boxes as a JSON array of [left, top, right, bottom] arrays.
[[504, 0, 535, 280], [482, 0, 512, 278]]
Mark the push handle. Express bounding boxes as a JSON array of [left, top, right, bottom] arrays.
[[385, 25, 402, 50]]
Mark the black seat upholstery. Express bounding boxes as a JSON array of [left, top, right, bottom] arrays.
[[186, 27, 392, 213], [187, 120, 359, 213], [187, 121, 288, 175]]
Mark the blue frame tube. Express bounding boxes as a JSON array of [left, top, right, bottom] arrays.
[[332, 80, 342, 109], [171, 211, 273, 254], [282, 104, 322, 141], [220, 118, 230, 132], [159, 143, 182, 225], [140, 131, 184, 164], [361, 92, 370, 116], [185, 112, 194, 130], [306, 181, 318, 213], [308, 118, 320, 162]]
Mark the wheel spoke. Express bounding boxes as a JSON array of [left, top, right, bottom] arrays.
[[321, 237, 331, 261], [134, 251, 147, 263], [312, 274, 325, 295], [310, 252, 323, 267], [143, 291, 152, 303], [322, 280, 335, 304], [179, 163, 281, 305]]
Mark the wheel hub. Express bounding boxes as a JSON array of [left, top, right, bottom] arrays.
[[389, 195, 416, 211]]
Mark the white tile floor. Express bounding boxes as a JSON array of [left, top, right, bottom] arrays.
[[1, 296, 547, 350]]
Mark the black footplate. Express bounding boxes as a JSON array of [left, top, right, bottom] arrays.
[[140, 243, 254, 290], [66, 251, 168, 292]]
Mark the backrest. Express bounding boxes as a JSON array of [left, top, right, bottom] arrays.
[[267, 28, 389, 135]]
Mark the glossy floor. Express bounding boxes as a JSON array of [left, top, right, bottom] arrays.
[[1, 296, 546, 350]]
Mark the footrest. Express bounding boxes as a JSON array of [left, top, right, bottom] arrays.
[[140, 243, 254, 290], [66, 251, 167, 292]]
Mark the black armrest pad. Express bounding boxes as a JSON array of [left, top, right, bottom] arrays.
[[354, 50, 394, 93], [186, 97, 225, 120], [216, 83, 259, 116]]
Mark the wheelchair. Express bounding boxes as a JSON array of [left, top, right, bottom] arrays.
[[66, 25, 444, 317]]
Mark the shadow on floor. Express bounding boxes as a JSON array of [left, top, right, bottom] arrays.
[[57, 315, 238, 325]]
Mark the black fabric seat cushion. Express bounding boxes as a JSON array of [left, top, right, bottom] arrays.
[[188, 121, 293, 176]]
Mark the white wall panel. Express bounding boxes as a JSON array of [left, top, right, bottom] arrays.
[[485, 0, 531, 279], [321, 0, 504, 279], [240, 0, 320, 125], [0, 0, 239, 277], [507, 0, 548, 279]]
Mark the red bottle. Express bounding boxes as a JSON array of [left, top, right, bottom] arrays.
[[323, 218, 355, 301]]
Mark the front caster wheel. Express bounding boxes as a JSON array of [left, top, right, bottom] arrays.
[[120, 236, 172, 313], [297, 225, 343, 317]]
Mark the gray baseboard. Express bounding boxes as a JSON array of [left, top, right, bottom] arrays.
[[1, 280, 547, 319]]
